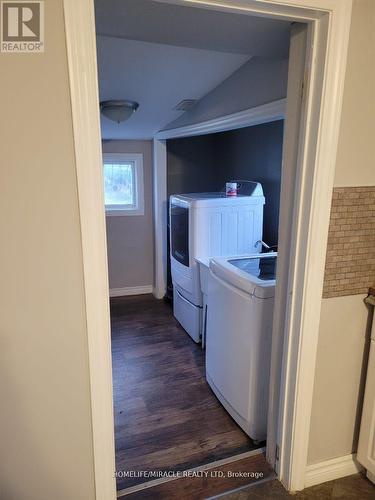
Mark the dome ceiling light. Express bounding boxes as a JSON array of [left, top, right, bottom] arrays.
[[100, 100, 139, 124]]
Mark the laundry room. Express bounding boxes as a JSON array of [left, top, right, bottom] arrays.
[[166, 120, 284, 302], [94, 0, 296, 495], [166, 120, 283, 444], [6, 0, 373, 497]]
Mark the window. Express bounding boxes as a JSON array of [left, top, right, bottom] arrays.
[[103, 153, 144, 216]]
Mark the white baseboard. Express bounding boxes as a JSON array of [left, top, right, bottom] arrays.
[[305, 454, 363, 488], [109, 285, 153, 298]]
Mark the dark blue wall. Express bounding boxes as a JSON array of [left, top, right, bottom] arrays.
[[167, 120, 284, 246]]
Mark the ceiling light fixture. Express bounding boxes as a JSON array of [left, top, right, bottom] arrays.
[[100, 100, 139, 124]]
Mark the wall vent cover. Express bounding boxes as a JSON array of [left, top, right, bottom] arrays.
[[174, 99, 198, 111]]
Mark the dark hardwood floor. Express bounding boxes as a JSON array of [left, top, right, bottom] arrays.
[[120, 452, 274, 500], [111, 295, 259, 491]]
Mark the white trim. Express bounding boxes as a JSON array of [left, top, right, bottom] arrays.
[[109, 285, 153, 297], [277, 1, 352, 491], [105, 208, 144, 216], [156, 99, 286, 140], [62, 1, 116, 499], [305, 454, 363, 488], [63, 0, 353, 497], [117, 448, 266, 497], [266, 21, 308, 474], [103, 153, 145, 216], [153, 138, 168, 299]]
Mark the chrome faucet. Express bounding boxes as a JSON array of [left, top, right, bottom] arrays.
[[255, 240, 271, 251]]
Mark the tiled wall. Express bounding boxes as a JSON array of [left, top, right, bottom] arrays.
[[323, 186, 375, 298]]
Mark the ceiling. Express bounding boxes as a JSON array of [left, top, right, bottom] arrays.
[[95, 0, 291, 139], [95, 0, 291, 57], [97, 36, 250, 139]]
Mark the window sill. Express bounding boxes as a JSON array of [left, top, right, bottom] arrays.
[[106, 208, 144, 217]]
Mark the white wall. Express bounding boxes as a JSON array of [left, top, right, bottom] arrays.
[[308, 0, 375, 465], [0, 1, 96, 499], [103, 140, 154, 290], [162, 56, 288, 130]]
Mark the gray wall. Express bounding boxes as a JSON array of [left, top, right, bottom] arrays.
[[103, 140, 154, 290], [163, 57, 288, 130], [167, 120, 284, 246], [308, 0, 375, 465], [167, 134, 220, 195], [215, 121, 283, 246], [308, 295, 371, 463], [0, 1, 97, 498]]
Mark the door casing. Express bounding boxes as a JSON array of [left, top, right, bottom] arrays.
[[62, 0, 353, 498]]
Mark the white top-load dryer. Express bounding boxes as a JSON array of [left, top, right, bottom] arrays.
[[206, 253, 277, 441], [170, 183, 265, 343]]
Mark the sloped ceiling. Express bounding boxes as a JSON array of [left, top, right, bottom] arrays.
[[97, 36, 251, 139], [95, 0, 291, 139]]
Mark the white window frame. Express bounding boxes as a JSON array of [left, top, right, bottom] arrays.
[[103, 153, 144, 216]]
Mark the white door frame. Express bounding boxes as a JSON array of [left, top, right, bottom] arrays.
[[63, 0, 352, 498], [63, 1, 117, 499]]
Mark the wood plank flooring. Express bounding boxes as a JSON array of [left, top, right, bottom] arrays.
[[111, 295, 260, 491], [119, 452, 274, 499]]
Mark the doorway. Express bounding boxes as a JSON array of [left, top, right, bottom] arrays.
[[62, 0, 353, 497], [96, 1, 291, 492]]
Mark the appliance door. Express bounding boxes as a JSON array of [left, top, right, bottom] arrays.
[[357, 338, 375, 481], [206, 269, 273, 439], [170, 203, 189, 267]]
